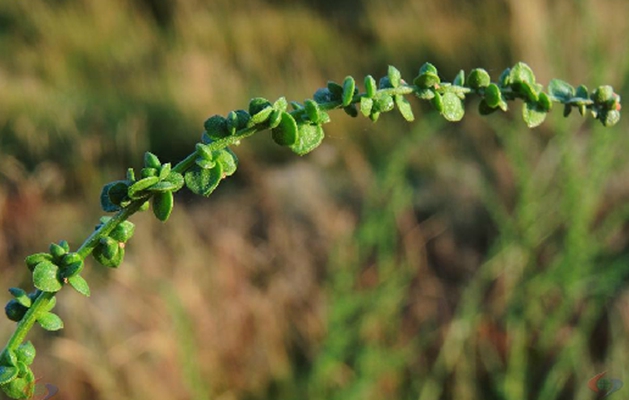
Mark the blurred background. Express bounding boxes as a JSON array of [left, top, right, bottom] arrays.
[[1, 0, 629, 399]]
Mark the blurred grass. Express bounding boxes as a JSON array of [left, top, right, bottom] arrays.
[[1, 0, 629, 399]]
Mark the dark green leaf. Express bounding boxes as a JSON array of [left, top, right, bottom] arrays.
[[203, 115, 229, 139], [271, 111, 298, 146], [453, 69, 465, 86], [68, 275, 91, 297], [37, 312, 64, 331], [484, 83, 502, 108], [4, 299, 28, 322], [413, 72, 440, 89], [313, 88, 332, 104], [8, 288, 30, 308], [548, 79, 575, 101], [101, 181, 129, 212], [61, 259, 84, 279], [32, 261, 62, 293], [152, 191, 174, 222]]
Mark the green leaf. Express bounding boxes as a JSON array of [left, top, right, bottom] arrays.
[[100, 181, 130, 212], [326, 82, 343, 99], [394, 95, 414, 121], [184, 163, 224, 197], [0, 350, 17, 368], [364, 75, 377, 98], [342, 76, 356, 107], [592, 85, 614, 103], [387, 65, 402, 88], [1, 374, 33, 399], [467, 68, 490, 89], [68, 275, 91, 297], [413, 72, 440, 89], [599, 109, 621, 127], [214, 148, 238, 177], [360, 97, 373, 117], [33, 261, 62, 293], [149, 172, 185, 193], [4, 299, 27, 322], [512, 81, 539, 102], [204, 115, 229, 139], [25, 253, 53, 272], [304, 99, 321, 123], [60, 259, 84, 279], [37, 312, 64, 331], [274, 96, 288, 112], [99, 237, 120, 260], [343, 104, 358, 118], [249, 97, 272, 115], [92, 238, 124, 268], [109, 221, 135, 243], [144, 152, 161, 169], [419, 62, 438, 75], [548, 79, 575, 101], [8, 288, 30, 308], [271, 111, 298, 146], [538, 92, 552, 112], [313, 88, 332, 104], [127, 176, 159, 199], [373, 93, 394, 113], [158, 162, 171, 180], [453, 69, 465, 86], [15, 342, 35, 366], [484, 83, 502, 108], [575, 85, 589, 99], [289, 124, 325, 156], [0, 366, 18, 385], [509, 62, 536, 85], [441, 92, 465, 121], [152, 191, 174, 222], [431, 92, 444, 112], [522, 101, 547, 128]]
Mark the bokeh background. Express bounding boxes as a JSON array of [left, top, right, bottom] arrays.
[[1, 0, 629, 399]]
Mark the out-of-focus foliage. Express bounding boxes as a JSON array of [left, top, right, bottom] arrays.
[[1, 0, 629, 399]]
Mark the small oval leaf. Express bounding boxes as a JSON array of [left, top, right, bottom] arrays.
[[37, 312, 64, 331], [271, 111, 298, 146], [289, 124, 325, 156], [342, 76, 356, 107], [441, 92, 465, 122], [152, 191, 174, 222], [68, 275, 91, 297], [32, 261, 62, 293], [184, 163, 224, 197]]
